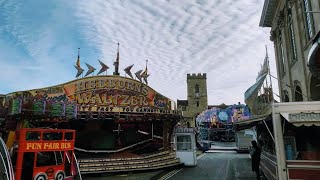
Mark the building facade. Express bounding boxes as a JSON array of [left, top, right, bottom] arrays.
[[177, 73, 208, 127], [260, 0, 320, 102]]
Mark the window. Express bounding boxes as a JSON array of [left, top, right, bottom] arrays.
[[294, 86, 303, 101], [283, 90, 289, 102], [65, 132, 74, 140], [176, 135, 192, 150], [303, 0, 314, 39], [294, 81, 303, 101], [196, 101, 199, 107], [26, 132, 40, 140], [279, 32, 286, 76], [194, 84, 199, 93], [36, 151, 63, 167], [288, 9, 297, 62], [43, 132, 62, 140], [195, 85, 200, 97]]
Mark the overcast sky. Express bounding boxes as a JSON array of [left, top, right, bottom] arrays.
[[0, 0, 278, 105]]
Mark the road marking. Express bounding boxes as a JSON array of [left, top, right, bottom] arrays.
[[158, 153, 206, 180], [158, 168, 183, 180], [197, 153, 207, 159]]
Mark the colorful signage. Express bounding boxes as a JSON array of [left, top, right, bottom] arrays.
[[79, 106, 179, 114], [196, 104, 251, 125], [70, 77, 170, 109], [21, 141, 74, 152], [5, 76, 176, 117]]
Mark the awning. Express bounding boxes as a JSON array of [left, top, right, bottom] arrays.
[[307, 35, 320, 77], [280, 112, 320, 127], [233, 114, 270, 130]]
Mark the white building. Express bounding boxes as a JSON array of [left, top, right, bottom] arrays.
[[260, 0, 320, 102]]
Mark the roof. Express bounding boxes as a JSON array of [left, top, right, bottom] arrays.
[[208, 103, 229, 109], [259, 0, 277, 27], [175, 127, 196, 133], [233, 114, 271, 131], [177, 100, 188, 106]]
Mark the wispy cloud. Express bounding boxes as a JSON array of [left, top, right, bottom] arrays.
[[0, 0, 277, 105]]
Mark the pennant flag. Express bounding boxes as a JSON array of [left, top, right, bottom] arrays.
[[135, 70, 143, 82], [124, 64, 134, 78], [85, 63, 96, 77], [141, 66, 148, 77], [74, 48, 84, 78], [74, 65, 84, 78], [113, 43, 120, 75], [76, 48, 81, 68], [76, 55, 80, 68], [141, 59, 148, 77], [77, 55, 80, 67], [97, 60, 109, 75]]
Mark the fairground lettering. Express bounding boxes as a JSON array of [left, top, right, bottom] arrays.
[[75, 93, 149, 106], [79, 106, 179, 114], [75, 78, 148, 96], [25, 142, 73, 150], [289, 113, 320, 122]]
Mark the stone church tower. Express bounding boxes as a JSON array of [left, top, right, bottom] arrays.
[[177, 73, 208, 127]]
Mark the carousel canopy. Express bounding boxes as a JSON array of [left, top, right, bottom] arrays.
[[196, 104, 251, 125]]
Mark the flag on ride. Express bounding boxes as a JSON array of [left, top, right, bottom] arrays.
[[141, 66, 148, 77], [76, 54, 80, 68], [244, 53, 269, 113], [141, 60, 148, 77]]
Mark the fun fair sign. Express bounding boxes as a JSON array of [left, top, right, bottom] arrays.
[[66, 76, 173, 110], [21, 141, 74, 152]]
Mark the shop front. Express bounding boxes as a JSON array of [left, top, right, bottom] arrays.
[[234, 101, 320, 180]]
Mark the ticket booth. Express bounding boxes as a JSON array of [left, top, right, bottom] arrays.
[[174, 128, 197, 166]]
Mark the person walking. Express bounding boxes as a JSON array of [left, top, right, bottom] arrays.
[[250, 140, 261, 180]]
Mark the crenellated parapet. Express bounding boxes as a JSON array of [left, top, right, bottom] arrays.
[[187, 73, 206, 79]]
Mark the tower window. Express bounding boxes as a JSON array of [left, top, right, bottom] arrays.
[[196, 101, 199, 107], [195, 85, 199, 94]]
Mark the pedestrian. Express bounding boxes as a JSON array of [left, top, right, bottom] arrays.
[[250, 140, 261, 180]]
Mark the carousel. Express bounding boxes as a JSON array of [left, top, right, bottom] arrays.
[[0, 46, 182, 158], [196, 103, 251, 142]]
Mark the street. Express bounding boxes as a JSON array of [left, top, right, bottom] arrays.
[[165, 152, 259, 180], [83, 141, 265, 180]]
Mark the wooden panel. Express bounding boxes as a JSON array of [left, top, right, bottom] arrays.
[[287, 160, 320, 166], [288, 168, 320, 180]]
